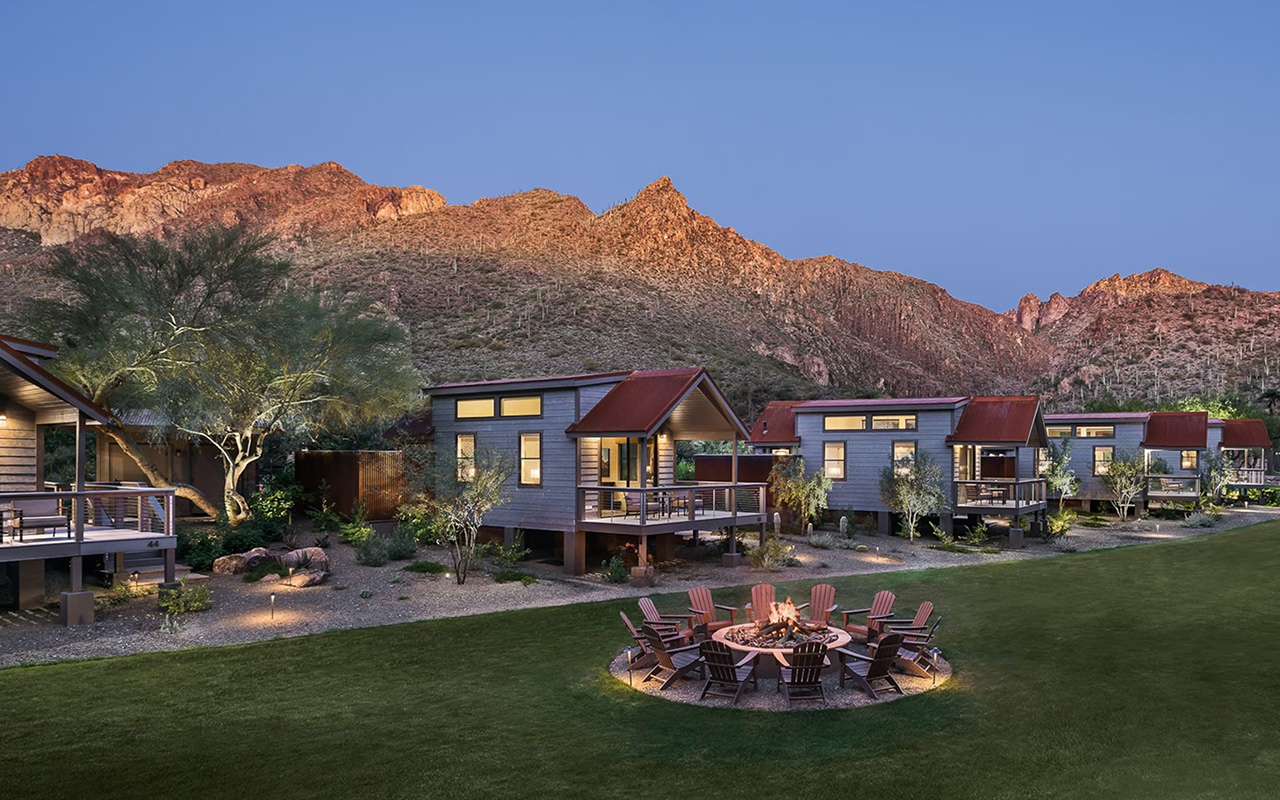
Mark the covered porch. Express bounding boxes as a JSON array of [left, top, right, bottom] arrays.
[[1221, 419, 1273, 488]]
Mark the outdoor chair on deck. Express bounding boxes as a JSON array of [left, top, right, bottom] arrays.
[[641, 625, 706, 690], [838, 633, 905, 699], [688, 586, 738, 635], [699, 640, 759, 705], [776, 641, 829, 708], [3, 497, 72, 543], [797, 583, 837, 625], [745, 583, 776, 625], [842, 590, 895, 643], [638, 597, 697, 641]]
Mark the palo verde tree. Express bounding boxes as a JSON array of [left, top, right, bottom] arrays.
[[1098, 449, 1146, 521], [767, 456, 833, 527], [1199, 451, 1232, 505], [879, 450, 947, 541], [24, 226, 420, 524], [1042, 438, 1081, 516]]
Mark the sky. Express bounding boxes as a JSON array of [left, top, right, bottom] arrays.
[[1, 1, 1277, 311]]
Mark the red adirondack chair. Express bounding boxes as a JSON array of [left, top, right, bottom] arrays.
[[797, 583, 837, 625], [641, 625, 706, 690], [883, 601, 933, 635], [699, 640, 759, 705], [776, 641, 829, 708], [838, 633, 905, 699], [842, 590, 895, 642], [688, 586, 738, 634], [638, 597, 697, 640], [745, 583, 776, 624]]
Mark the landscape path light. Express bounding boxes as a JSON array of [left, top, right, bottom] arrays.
[[270, 592, 276, 620]]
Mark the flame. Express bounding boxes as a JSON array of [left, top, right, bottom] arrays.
[[767, 597, 801, 626]]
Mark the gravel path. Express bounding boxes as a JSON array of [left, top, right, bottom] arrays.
[[2, 506, 1276, 669]]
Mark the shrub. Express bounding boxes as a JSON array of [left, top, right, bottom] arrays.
[[312, 533, 331, 549], [176, 523, 225, 571], [359, 589, 373, 599], [520, 574, 537, 587], [98, 582, 152, 608], [386, 525, 419, 561], [247, 469, 301, 541], [404, 560, 448, 575], [832, 537, 860, 550], [355, 534, 389, 566], [491, 534, 531, 569], [158, 579, 213, 614], [308, 487, 342, 533], [748, 537, 799, 571], [929, 521, 954, 546], [807, 533, 836, 550], [1045, 509, 1076, 540], [222, 520, 267, 555], [242, 562, 287, 583], [960, 519, 988, 547], [1181, 511, 1216, 528], [493, 569, 533, 583], [395, 503, 438, 545], [602, 554, 629, 584]]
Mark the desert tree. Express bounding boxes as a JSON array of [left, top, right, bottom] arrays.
[[1042, 438, 1081, 517], [879, 451, 947, 541], [1199, 451, 1232, 505], [1098, 449, 1146, 521], [767, 456, 832, 527]]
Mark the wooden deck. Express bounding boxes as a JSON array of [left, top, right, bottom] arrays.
[[0, 525, 176, 561]]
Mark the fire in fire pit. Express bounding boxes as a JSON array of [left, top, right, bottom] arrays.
[[723, 597, 841, 649]]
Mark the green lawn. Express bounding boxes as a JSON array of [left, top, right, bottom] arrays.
[[5, 525, 1280, 800]]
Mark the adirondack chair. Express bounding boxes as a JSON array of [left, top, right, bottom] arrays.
[[873, 617, 943, 679], [699, 640, 759, 705], [3, 497, 72, 542], [638, 597, 697, 641], [842, 590, 895, 642], [641, 625, 706, 690], [796, 583, 837, 625], [838, 632, 905, 699], [688, 586, 738, 635], [776, 641, 829, 708], [620, 611, 683, 671], [883, 601, 933, 635], [744, 583, 776, 625]]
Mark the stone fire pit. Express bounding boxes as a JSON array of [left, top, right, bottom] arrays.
[[711, 597, 852, 679]]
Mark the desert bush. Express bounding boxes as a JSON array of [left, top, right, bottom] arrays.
[[404, 560, 448, 575], [929, 521, 954, 546], [602, 554, 630, 584], [158, 579, 213, 614], [355, 533, 390, 566], [493, 569, 536, 584], [960, 519, 989, 546], [491, 533, 530, 569], [807, 533, 836, 550], [749, 537, 799, 571], [1181, 511, 1216, 528], [176, 523, 225, 571], [386, 525, 419, 561], [1045, 509, 1077, 540], [395, 503, 438, 545], [308, 484, 343, 533]]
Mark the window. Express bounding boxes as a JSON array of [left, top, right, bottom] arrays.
[[893, 441, 916, 476], [1181, 450, 1199, 470], [824, 442, 846, 480], [456, 434, 476, 482], [501, 396, 542, 417], [1046, 425, 1073, 439], [771, 448, 791, 456], [1036, 447, 1050, 476], [872, 414, 917, 431], [1076, 425, 1115, 439], [456, 398, 495, 419], [1093, 445, 1114, 476], [519, 433, 542, 486], [824, 415, 866, 431]]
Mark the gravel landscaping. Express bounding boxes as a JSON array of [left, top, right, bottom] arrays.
[[2, 505, 1276, 669]]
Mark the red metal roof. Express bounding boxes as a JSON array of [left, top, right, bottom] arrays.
[[947, 396, 1042, 444], [0, 337, 112, 425], [566, 368, 749, 438], [1221, 418, 1272, 449], [749, 401, 802, 444], [1142, 411, 1209, 449]]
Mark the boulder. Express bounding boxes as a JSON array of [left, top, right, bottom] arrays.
[[258, 573, 281, 584], [281, 547, 330, 573], [241, 547, 273, 571], [854, 544, 869, 553], [211, 554, 247, 574], [289, 569, 328, 588]]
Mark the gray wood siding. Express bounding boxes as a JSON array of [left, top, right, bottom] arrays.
[[0, 404, 38, 492], [794, 408, 957, 514], [657, 436, 675, 485], [1066, 422, 1146, 500], [578, 437, 601, 518]]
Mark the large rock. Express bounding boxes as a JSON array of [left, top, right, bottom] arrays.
[[241, 548, 274, 571], [289, 569, 328, 588], [281, 547, 330, 573], [211, 547, 273, 575]]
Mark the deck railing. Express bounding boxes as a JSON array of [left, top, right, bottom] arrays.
[[1145, 474, 1200, 498], [576, 482, 766, 525], [0, 485, 176, 545], [954, 478, 1047, 510], [1227, 467, 1267, 486]]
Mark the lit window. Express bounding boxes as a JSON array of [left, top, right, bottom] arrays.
[[1181, 450, 1199, 470], [1036, 448, 1049, 475], [520, 433, 541, 486], [1093, 446, 1114, 476], [456, 434, 476, 482], [1077, 425, 1115, 438], [893, 441, 916, 476], [824, 415, 866, 431], [456, 398, 495, 419], [824, 442, 846, 480], [771, 448, 791, 456], [501, 396, 542, 417], [1046, 425, 1073, 439], [871, 414, 917, 431]]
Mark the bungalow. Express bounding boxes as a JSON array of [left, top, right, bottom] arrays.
[[424, 367, 767, 575], [750, 396, 1049, 535], [0, 334, 177, 625]]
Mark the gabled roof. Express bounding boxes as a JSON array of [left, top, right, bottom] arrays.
[[947, 396, 1044, 445], [0, 337, 111, 425], [1221, 418, 1272, 449], [1142, 411, 1209, 449], [424, 370, 630, 395], [794, 397, 967, 411], [565, 368, 750, 440], [749, 401, 802, 445], [0, 334, 58, 360]]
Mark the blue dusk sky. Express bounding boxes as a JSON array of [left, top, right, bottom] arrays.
[[1, 1, 1276, 310]]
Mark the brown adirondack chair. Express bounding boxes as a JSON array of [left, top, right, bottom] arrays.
[[699, 640, 759, 704], [776, 640, 829, 708], [745, 583, 776, 624], [620, 611, 682, 670], [638, 597, 697, 640], [796, 583, 837, 625], [838, 632, 905, 699], [842, 590, 895, 642], [883, 601, 933, 635], [873, 617, 943, 679], [641, 624, 706, 689], [688, 586, 738, 635]]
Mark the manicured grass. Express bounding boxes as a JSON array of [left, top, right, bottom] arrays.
[[5, 525, 1280, 799]]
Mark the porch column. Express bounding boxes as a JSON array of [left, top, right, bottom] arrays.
[[637, 534, 649, 566], [638, 437, 648, 524], [731, 433, 739, 483], [562, 530, 586, 576], [164, 549, 176, 584], [73, 413, 86, 543], [34, 424, 45, 489], [69, 555, 83, 593]]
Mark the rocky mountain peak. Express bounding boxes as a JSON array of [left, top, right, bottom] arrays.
[[1082, 268, 1210, 297]]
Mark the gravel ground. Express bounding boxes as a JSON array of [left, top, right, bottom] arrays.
[[2, 506, 1276, 669], [606, 644, 951, 711]]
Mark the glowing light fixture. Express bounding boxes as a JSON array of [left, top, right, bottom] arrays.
[[130, 570, 140, 588], [0, 413, 7, 427], [269, 592, 276, 619]]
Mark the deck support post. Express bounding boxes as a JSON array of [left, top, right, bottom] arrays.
[[16, 560, 45, 610], [721, 525, 742, 567], [503, 526, 516, 546], [637, 534, 648, 566], [940, 514, 954, 537], [69, 555, 83, 592], [878, 511, 891, 536], [562, 530, 586, 576], [73, 413, 86, 544], [164, 549, 176, 584]]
